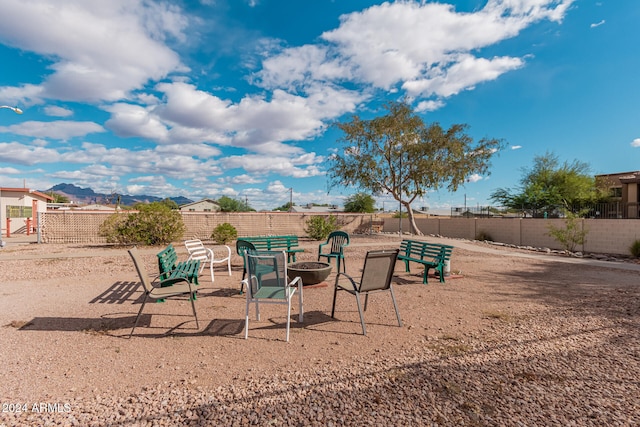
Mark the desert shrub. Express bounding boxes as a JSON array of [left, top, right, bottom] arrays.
[[547, 211, 588, 252], [99, 202, 185, 245], [211, 223, 238, 244], [99, 212, 129, 244], [630, 240, 640, 258], [475, 230, 493, 241], [392, 211, 408, 218], [304, 215, 338, 240]]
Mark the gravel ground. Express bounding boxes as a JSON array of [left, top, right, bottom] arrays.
[[0, 234, 639, 426]]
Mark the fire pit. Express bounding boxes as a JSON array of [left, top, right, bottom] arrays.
[[287, 261, 332, 285]]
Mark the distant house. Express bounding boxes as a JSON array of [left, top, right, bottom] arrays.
[[595, 171, 640, 218], [179, 199, 221, 212], [289, 204, 343, 213], [0, 187, 54, 236]]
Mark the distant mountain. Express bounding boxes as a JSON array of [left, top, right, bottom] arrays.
[[44, 183, 193, 206]]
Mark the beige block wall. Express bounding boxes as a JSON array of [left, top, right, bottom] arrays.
[[40, 211, 376, 244], [583, 219, 640, 254], [473, 219, 522, 246], [383, 217, 640, 255], [37, 211, 640, 256]]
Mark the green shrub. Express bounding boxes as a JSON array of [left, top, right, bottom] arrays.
[[475, 230, 493, 241], [304, 215, 338, 240], [211, 223, 238, 245], [630, 240, 640, 258], [547, 211, 588, 252], [99, 213, 129, 245], [99, 202, 185, 246]]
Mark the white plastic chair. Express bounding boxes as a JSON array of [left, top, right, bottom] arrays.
[[184, 239, 232, 282]]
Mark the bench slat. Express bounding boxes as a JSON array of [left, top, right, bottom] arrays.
[[240, 235, 302, 262], [157, 244, 200, 286]]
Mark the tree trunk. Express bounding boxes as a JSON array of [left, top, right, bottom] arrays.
[[404, 202, 424, 236]]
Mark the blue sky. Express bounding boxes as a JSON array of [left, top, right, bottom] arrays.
[[0, 0, 638, 211]]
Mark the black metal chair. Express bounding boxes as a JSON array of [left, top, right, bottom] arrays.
[[331, 249, 401, 336], [128, 248, 199, 337]]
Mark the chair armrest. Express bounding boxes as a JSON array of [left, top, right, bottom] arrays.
[[157, 276, 191, 288], [334, 271, 359, 291], [288, 276, 302, 287], [213, 245, 232, 260]]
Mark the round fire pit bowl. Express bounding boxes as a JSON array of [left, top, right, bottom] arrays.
[[287, 261, 332, 285]]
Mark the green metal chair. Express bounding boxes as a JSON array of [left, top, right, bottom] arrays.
[[236, 239, 257, 293], [318, 231, 350, 273]]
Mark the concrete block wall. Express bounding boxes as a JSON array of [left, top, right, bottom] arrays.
[[583, 219, 640, 254], [438, 218, 477, 239], [473, 219, 522, 246], [382, 217, 640, 256], [520, 218, 566, 250], [40, 211, 375, 244], [37, 211, 640, 256]]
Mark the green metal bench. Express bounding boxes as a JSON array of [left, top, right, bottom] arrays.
[[157, 244, 201, 286], [397, 239, 453, 284], [239, 235, 303, 262]]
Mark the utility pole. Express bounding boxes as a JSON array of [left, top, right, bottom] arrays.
[[289, 188, 293, 211]]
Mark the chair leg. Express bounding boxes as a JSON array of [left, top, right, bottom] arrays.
[[129, 294, 149, 338], [286, 299, 292, 342], [354, 292, 367, 336], [331, 285, 339, 318], [189, 292, 200, 330], [226, 258, 232, 276], [244, 298, 250, 339], [297, 286, 304, 322], [209, 262, 215, 283], [389, 286, 402, 327], [240, 269, 246, 294]]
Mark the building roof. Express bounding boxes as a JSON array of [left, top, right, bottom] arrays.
[[179, 198, 220, 209], [289, 204, 343, 213], [74, 204, 118, 211], [0, 187, 55, 201]]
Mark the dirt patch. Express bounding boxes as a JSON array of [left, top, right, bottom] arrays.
[[1, 234, 639, 425]]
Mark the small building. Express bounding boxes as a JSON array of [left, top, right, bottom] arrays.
[[595, 171, 639, 218], [289, 204, 343, 213], [74, 204, 119, 211], [0, 187, 54, 236], [179, 199, 221, 212]]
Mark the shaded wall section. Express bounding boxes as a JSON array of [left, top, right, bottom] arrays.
[[385, 217, 640, 255]]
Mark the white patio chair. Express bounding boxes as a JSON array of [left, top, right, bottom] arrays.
[[184, 239, 232, 282]]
